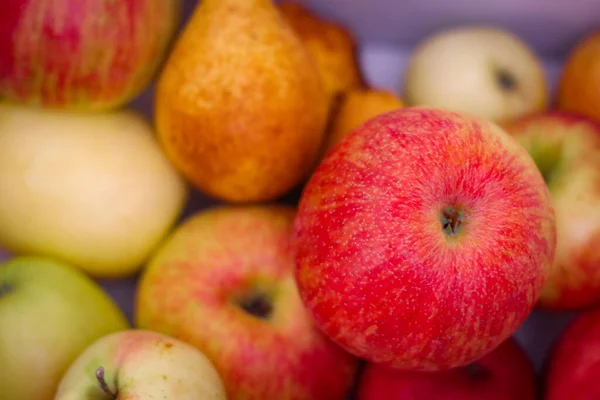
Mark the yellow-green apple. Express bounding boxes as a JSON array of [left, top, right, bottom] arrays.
[[292, 107, 556, 371], [0, 102, 188, 278], [557, 30, 600, 122], [54, 329, 227, 400], [503, 111, 600, 310], [402, 26, 548, 125], [135, 205, 359, 400], [0, 0, 180, 111], [356, 337, 536, 400], [0, 256, 129, 400], [544, 307, 600, 399]]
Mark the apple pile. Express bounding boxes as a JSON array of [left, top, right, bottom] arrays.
[[0, 0, 599, 399]]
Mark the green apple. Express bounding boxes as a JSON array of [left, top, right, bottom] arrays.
[[0, 256, 129, 400], [55, 329, 227, 400], [402, 26, 549, 125], [0, 102, 189, 278]]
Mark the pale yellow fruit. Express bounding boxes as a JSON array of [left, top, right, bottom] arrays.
[[0, 103, 188, 278], [54, 330, 227, 400], [402, 26, 548, 125]]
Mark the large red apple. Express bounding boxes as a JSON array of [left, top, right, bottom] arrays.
[[0, 0, 180, 111], [356, 337, 536, 400], [504, 111, 600, 310], [135, 205, 359, 400], [292, 106, 556, 371], [544, 307, 600, 399]]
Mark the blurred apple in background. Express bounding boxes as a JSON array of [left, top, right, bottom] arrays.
[[322, 86, 404, 153], [55, 330, 227, 400], [504, 111, 600, 310], [402, 26, 548, 124], [136, 205, 359, 400], [557, 30, 600, 122], [544, 306, 600, 399], [356, 337, 536, 400], [0, 103, 188, 279], [0, 256, 129, 400], [293, 107, 556, 371], [0, 0, 180, 111]]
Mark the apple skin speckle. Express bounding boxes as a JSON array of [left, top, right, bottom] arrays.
[[292, 107, 556, 371]]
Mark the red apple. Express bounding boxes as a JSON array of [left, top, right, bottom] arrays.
[[356, 337, 537, 400], [544, 307, 600, 400], [0, 0, 180, 111], [503, 111, 600, 310], [135, 204, 359, 400], [292, 106, 556, 371]]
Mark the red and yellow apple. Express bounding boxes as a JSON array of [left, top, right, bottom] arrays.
[[544, 307, 600, 399], [402, 26, 548, 125], [504, 111, 600, 310], [0, 256, 129, 400], [292, 107, 556, 371], [135, 205, 359, 399], [557, 30, 600, 122], [356, 337, 536, 400], [55, 330, 227, 400], [0, 0, 180, 110]]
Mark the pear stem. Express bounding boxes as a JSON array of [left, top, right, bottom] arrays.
[[96, 367, 117, 399]]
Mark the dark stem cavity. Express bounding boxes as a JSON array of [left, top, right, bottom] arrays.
[[237, 291, 273, 320], [440, 207, 464, 237], [0, 282, 13, 298], [96, 367, 117, 399], [464, 363, 491, 380], [496, 68, 517, 91]]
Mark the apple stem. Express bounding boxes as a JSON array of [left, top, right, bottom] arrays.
[[96, 367, 117, 399], [441, 208, 462, 235]]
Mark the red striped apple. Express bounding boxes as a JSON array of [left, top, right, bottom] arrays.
[[0, 256, 129, 400], [55, 330, 227, 400], [292, 107, 556, 371], [0, 0, 180, 110], [504, 111, 600, 310], [356, 338, 536, 400], [545, 307, 600, 399], [135, 205, 359, 400]]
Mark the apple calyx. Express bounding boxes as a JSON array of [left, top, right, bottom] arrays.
[[96, 367, 118, 399], [495, 68, 517, 91], [464, 363, 491, 380], [440, 207, 464, 237], [0, 281, 12, 298], [235, 290, 273, 320]]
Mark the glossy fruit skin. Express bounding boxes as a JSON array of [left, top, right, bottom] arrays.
[[293, 107, 556, 371], [0, 256, 129, 400], [504, 111, 600, 310], [356, 338, 537, 400], [557, 30, 600, 122], [135, 205, 359, 400], [155, 0, 329, 203], [545, 307, 600, 400], [55, 330, 228, 400], [0, 0, 180, 110]]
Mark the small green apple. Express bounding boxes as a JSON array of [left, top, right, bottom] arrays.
[[0, 256, 129, 400], [55, 329, 227, 400]]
